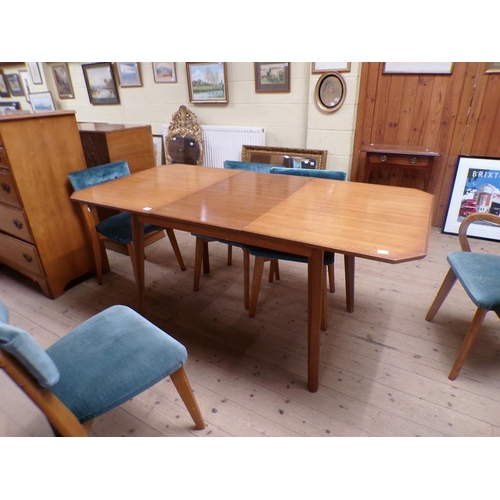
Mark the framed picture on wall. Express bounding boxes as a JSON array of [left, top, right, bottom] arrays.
[[152, 62, 176, 83], [19, 70, 31, 102], [6, 74, 24, 96], [82, 62, 120, 105], [443, 156, 500, 241], [0, 70, 10, 97], [186, 62, 228, 103], [485, 62, 500, 74], [27, 62, 43, 84], [116, 62, 142, 87], [314, 72, 347, 113], [51, 63, 75, 99], [30, 91, 56, 112], [383, 62, 454, 74], [312, 62, 351, 73], [254, 62, 290, 93]]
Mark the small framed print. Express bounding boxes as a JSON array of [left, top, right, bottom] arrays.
[[30, 91, 56, 112], [19, 70, 31, 102], [254, 62, 290, 93], [6, 74, 24, 96], [116, 62, 142, 87], [51, 63, 75, 99], [82, 62, 120, 105], [0, 70, 10, 97], [186, 62, 228, 103], [312, 62, 351, 73], [27, 62, 43, 84], [152, 62, 176, 83]]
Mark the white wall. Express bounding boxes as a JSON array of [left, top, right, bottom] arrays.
[[0, 62, 361, 177]]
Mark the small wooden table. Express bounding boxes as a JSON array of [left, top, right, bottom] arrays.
[[71, 164, 434, 392]]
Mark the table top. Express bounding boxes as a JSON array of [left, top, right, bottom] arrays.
[[71, 163, 434, 264]]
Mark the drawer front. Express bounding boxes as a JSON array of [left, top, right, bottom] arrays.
[[0, 145, 10, 169], [367, 153, 431, 167], [0, 168, 21, 208], [0, 204, 34, 243], [0, 231, 44, 277]]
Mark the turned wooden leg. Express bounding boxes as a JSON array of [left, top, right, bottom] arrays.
[[425, 268, 457, 322], [170, 367, 205, 430]]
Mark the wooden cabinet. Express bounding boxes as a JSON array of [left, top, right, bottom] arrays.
[[0, 111, 94, 298], [361, 145, 439, 192], [78, 122, 156, 173]]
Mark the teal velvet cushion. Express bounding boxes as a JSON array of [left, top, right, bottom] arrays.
[[223, 160, 274, 173], [68, 160, 131, 191], [447, 252, 500, 310], [46, 305, 188, 423], [270, 166, 347, 180], [0, 308, 60, 389], [96, 212, 163, 245]]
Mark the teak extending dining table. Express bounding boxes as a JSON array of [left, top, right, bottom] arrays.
[[71, 163, 434, 392]]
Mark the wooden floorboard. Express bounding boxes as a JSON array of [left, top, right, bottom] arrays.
[[2, 227, 500, 437]]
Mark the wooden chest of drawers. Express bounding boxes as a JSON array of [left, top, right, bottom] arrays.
[[361, 145, 439, 192], [0, 111, 94, 298]]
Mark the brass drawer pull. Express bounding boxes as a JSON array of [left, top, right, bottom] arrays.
[[12, 219, 23, 230], [380, 155, 387, 162], [1, 182, 10, 193], [409, 156, 418, 164], [22, 253, 33, 263]]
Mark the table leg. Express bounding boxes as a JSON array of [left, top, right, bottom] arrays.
[[344, 254, 355, 313], [307, 249, 323, 392], [132, 215, 146, 315]]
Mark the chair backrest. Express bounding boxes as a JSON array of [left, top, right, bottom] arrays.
[[165, 105, 204, 166], [223, 160, 275, 173], [270, 166, 347, 181], [68, 160, 131, 191], [0, 300, 88, 436]]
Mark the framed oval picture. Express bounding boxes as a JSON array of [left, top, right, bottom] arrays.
[[314, 72, 346, 113]]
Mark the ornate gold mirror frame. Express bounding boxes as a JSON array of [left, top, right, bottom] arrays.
[[241, 145, 327, 170], [314, 72, 346, 113], [165, 105, 204, 165]]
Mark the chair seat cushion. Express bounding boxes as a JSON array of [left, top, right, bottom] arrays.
[[223, 160, 274, 172], [447, 252, 500, 310], [192, 234, 248, 249], [247, 246, 335, 265], [96, 212, 162, 244], [46, 305, 187, 423]]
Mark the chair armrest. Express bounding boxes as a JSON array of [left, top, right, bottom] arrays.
[[458, 212, 500, 251]]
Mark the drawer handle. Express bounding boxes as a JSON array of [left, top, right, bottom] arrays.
[[380, 155, 387, 162], [22, 253, 33, 263], [409, 156, 418, 165], [1, 182, 10, 194], [12, 219, 23, 230]]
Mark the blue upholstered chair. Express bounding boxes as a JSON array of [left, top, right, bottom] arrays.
[[193, 160, 276, 309], [68, 160, 186, 286], [0, 300, 205, 436], [246, 167, 350, 328], [426, 212, 500, 380]]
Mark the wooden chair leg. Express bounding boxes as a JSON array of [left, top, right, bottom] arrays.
[[165, 228, 186, 271], [448, 307, 488, 380], [170, 367, 205, 430], [249, 256, 266, 318], [268, 259, 280, 282], [243, 248, 250, 310], [202, 241, 210, 274], [227, 245, 233, 266], [327, 263, 335, 293], [193, 237, 205, 292], [344, 254, 355, 313], [127, 242, 139, 286], [425, 268, 457, 322], [321, 266, 328, 331]]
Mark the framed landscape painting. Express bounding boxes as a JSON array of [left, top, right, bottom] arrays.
[[30, 91, 56, 112], [116, 62, 142, 87], [254, 62, 290, 93], [443, 156, 500, 241], [0, 70, 9, 97], [51, 63, 75, 99], [152, 62, 176, 83], [82, 62, 120, 105], [186, 62, 228, 103], [6, 74, 24, 96]]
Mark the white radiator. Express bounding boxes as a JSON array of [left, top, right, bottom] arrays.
[[201, 125, 265, 168]]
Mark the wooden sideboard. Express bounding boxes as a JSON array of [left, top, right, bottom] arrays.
[[78, 122, 156, 173], [0, 111, 94, 298], [360, 145, 439, 192]]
